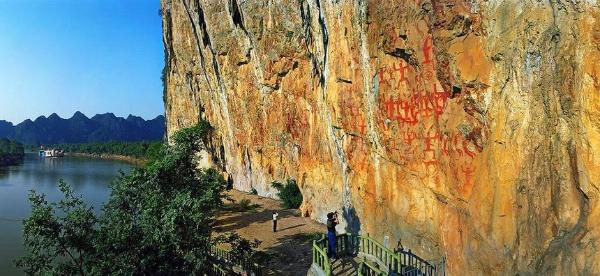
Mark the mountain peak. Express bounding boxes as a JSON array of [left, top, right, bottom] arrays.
[[72, 111, 88, 119], [127, 114, 142, 120], [91, 113, 118, 121], [0, 120, 13, 127], [48, 113, 61, 120], [99, 112, 116, 118], [1, 113, 164, 144]]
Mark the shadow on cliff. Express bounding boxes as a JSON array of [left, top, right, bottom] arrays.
[[342, 206, 361, 235]]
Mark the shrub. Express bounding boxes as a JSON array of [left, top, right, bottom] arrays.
[[250, 188, 258, 195], [271, 179, 303, 209], [222, 198, 260, 213]]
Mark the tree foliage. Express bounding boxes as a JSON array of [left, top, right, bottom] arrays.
[[214, 232, 261, 261], [0, 138, 24, 155], [16, 122, 227, 275], [271, 179, 303, 209], [49, 141, 164, 160]]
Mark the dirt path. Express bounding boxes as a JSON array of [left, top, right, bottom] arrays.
[[214, 190, 327, 275]]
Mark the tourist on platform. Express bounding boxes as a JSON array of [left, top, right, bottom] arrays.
[[327, 211, 339, 260]]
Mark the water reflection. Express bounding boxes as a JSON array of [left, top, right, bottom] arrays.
[[0, 153, 130, 275]]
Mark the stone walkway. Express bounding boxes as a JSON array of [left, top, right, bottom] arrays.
[[213, 190, 327, 275]]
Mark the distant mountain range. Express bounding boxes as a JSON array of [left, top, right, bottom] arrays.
[[0, 112, 165, 145]]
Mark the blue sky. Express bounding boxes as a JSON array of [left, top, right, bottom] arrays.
[[0, 0, 164, 124]]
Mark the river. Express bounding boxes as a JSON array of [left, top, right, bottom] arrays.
[[0, 153, 131, 275]]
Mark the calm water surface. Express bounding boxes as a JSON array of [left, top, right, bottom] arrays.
[[0, 154, 131, 275]]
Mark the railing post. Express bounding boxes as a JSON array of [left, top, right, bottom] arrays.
[[312, 240, 316, 264], [358, 262, 364, 276], [345, 233, 350, 256]]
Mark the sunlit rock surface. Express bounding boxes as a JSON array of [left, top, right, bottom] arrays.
[[161, 0, 600, 274]]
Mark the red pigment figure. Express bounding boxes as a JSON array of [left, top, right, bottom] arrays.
[[423, 35, 434, 65], [440, 134, 450, 156], [358, 118, 367, 135], [346, 101, 359, 118], [393, 60, 410, 85], [384, 95, 396, 119], [422, 128, 440, 167], [353, 142, 368, 169], [423, 129, 439, 153], [403, 131, 417, 146], [378, 66, 392, 87], [422, 142, 439, 168], [343, 86, 354, 95], [432, 82, 450, 118], [424, 69, 434, 81], [395, 99, 418, 126], [462, 165, 475, 187], [417, 94, 435, 119], [453, 134, 464, 157], [463, 139, 477, 159]]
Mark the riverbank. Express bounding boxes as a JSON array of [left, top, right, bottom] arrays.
[[0, 153, 24, 166], [65, 152, 145, 165]]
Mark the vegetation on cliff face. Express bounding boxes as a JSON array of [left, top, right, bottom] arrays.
[[271, 179, 303, 209], [16, 122, 227, 274], [0, 138, 24, 166]]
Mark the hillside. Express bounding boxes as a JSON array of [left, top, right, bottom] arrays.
[[0, 112, 165, 145]]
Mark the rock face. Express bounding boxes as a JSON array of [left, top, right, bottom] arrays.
[[161, 0, 600, 274]]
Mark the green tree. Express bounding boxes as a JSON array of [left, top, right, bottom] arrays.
[[16, 122, 227, 275], [50, 141, 164, 160], [271, 179, 303, 209], [16, 181, 96, 275]]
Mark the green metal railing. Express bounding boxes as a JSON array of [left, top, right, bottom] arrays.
[[209, 245, 262, 275], [207, 263, 231, 276], [311, 233, 444, 276], [357, 234, 402, 272], [358, 257, 386, 276], [313, 234, 332, 275]]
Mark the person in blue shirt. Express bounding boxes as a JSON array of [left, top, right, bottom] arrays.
[[326, 211, 339, 260]]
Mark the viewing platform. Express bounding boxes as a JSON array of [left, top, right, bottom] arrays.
[[309, 233, 445, 276]]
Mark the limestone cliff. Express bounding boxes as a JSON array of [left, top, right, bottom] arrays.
[[161, 0, 600, 274]]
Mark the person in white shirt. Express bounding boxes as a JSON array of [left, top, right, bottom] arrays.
[[272, 211, 279, 232]]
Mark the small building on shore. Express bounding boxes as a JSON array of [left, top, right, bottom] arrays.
[[39, 147, 64, 158]]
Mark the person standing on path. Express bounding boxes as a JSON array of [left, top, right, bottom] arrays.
[[327, 211, 339, 260], [272, 211, 279, 232]]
